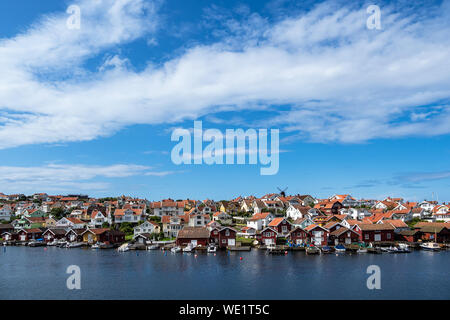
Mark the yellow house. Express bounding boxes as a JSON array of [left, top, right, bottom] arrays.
[[44, 217, 57, 228]]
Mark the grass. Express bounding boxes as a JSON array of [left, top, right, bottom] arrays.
[[125, 234, 133, 241], [236, 236, 254, 245]]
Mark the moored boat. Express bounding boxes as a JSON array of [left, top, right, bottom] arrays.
[[321, 246, 333, 253], [420, 242, 440, 251], [335, 244, 346, 253], [306, 245, 319, 255], [207, 244, 217, 253], [147, 244, 159, 250], [183, 243, 195, 252], [171, 246, 181, 253]]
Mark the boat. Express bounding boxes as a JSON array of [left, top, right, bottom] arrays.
[[420, 242, 441, 251], [357, 247, 368, 253], [183, 243, 195, 252], [306, 245, 319, 255], [380, 247, 391, 253], [28, 240, 46, 247], [147, 244, 159, 250], [91, 242, 101, 249], [118, 243, 130, 252], [398, 243, 411, 253], [66, 242, 83, 248], [47, 240, 58, 246], [171, 246, 181, 253], [321, 246, 333, 253], [207, 244, 217, 253], [335, 244, 346, 253]]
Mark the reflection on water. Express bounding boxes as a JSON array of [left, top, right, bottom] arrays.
[[0, 246, 449, 300]]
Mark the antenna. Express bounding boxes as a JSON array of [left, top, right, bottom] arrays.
[[277, 187, 288, 198]]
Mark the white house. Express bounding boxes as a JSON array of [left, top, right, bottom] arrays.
[[433, 205, 450, 222], [247, 212, 274, 231], [329, 194, 357, 207], [188, 214, 211, 227], [133, 220, 160, 236], [419, 201, 436, 213], [151, 200, 184, 216], [114, 208, 145, 224], [212, 211, 232, 224], [286, 204, 312, 220], [339, 207, 371, 220], [0, 205, 12, 221], [56, 217, 86, 229], [89, 210, 108, 227]]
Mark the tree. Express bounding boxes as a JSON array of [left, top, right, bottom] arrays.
[[50, 207, 65, 220]]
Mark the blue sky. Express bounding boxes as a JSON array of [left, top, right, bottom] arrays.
[[0, 0, 449, 202]]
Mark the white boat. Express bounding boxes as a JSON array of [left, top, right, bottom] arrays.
[[118, 243, 129, 252], [183, 243, 195, 252], [171, 246, 181, 253], [66, 242, 83, 248], [420, 242, 440, 251], [147, 244, 159, 250], [91, 243, 101, 249], [47, 240, 58, 246], [357, 248, 368, 253], [207, 244, 217, 253], [398, 243, 411, 253]]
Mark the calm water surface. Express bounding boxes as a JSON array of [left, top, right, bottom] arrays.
[[1, 246, 449, 299]]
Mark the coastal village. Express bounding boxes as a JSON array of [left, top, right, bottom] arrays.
[[0, 191, 449, 253]]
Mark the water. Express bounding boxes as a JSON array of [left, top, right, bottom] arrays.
[[1, 246, 449, 299]]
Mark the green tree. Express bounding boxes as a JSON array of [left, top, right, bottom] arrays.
[[50, 207, 65, 220]]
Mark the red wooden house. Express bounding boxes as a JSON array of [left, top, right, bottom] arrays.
[[256, 227, 278, 245], [212, 227, 237, 248], [65, 228, 85, 242], [287, 227, 309, 245], [42, 228, 67, 242], [176, 227, 210, 246], [329, 227, 360, 245], [17, 228, 43, 242], [304, 224, 329, 246], [397, 229, 422, 242], [267, 218, 292, 237], [354, 223, 395, 243]]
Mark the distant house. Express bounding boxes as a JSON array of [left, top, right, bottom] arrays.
[[114, 208, 145, 224], [354, 223, 395, 243], [247, 212, 274, 231], [56, 217, 86, 229], [151, 200, 184, 216], [90, 210, 108, 227], [188, 214, 211, 227], [0, 223, 14, 235], [133, 220, 160, 236], [0, 206, 12, 221], [292, 217, 314, 230], [286, 204, 313, 220], [237, 226, 256, 238], [176, 227, 210, 246], [212, 212, 232, 224], [432, 205, 450, 222], [162, 215, 187, 238], [287, 227, 309, 245], [397, 229, 422, 243]]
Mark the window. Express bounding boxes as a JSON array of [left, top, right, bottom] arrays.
[[365, 234, 369, 240], [387, 233, 391, 239], [222, 239, 226, 243], [225, 230, 230, 236]]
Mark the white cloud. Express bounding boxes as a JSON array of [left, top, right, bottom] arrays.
[[0, 0, 450, 148], [0, 163, 171, 193]]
